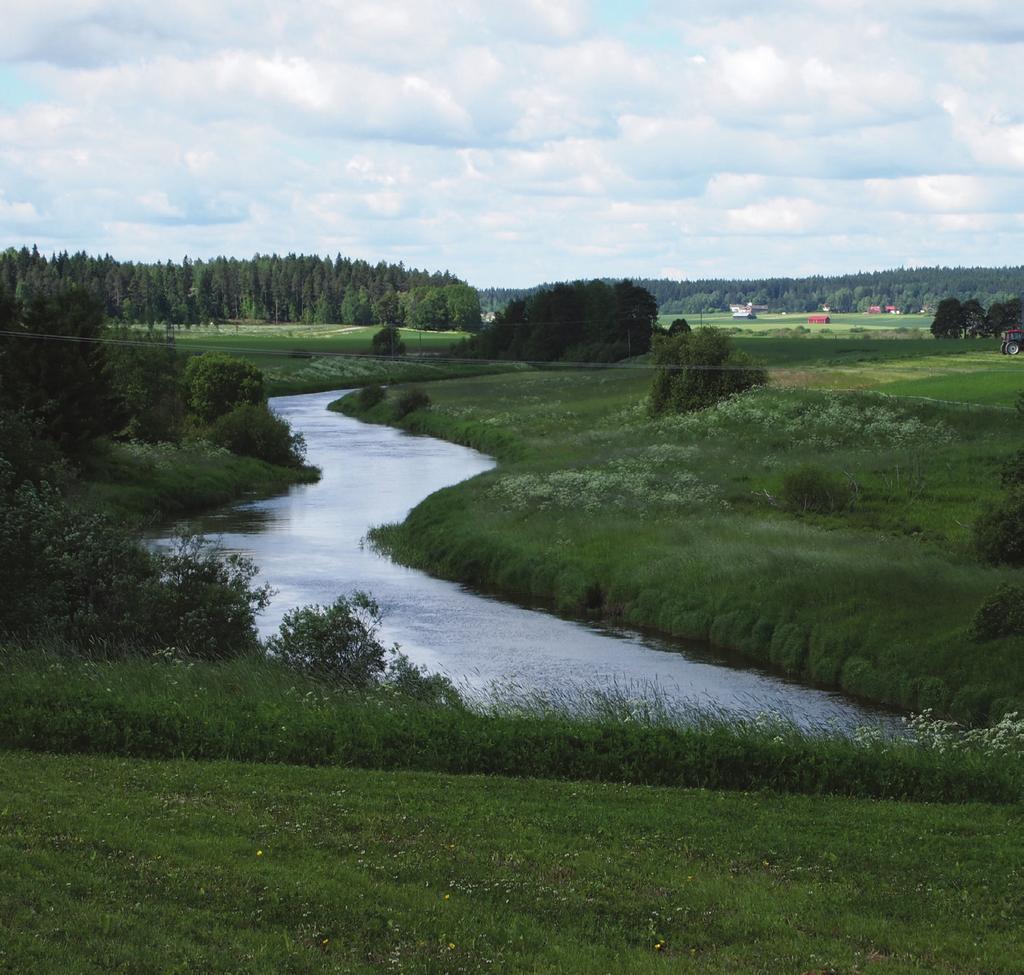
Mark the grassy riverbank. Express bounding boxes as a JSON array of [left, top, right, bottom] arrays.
[[78, 438, 319, 522], [2, 748, 1021, 974], [4, 648, 1020, 802], [334, 357, 1024, 723]]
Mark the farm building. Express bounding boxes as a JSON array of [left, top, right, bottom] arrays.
[[808, 314, 830, 324], [868, 305, 882, 314]]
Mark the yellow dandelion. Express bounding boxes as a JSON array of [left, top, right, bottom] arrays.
[[322, 938, 329, 946], [444, 894, 450, 901], [448, 942, 456, 950], [256, 850, 264, 857]]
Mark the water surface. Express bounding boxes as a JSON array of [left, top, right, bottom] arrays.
[[159, 389, 897, 730]]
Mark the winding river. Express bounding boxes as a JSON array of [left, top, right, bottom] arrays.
[[159, 389, 896, 729]]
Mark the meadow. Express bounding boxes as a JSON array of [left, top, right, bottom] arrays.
[[3, 749, 1021, 975], [158, 324, 499, 395], [336, 342, 1024, 723]]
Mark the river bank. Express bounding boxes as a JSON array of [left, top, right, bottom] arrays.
[[333, 370, 1024, 723], [78, 437, 320, 522]]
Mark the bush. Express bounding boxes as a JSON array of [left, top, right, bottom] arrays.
[[394, 388, 431, 418], [207, 403, 307, 468], [780, 465, 850, 514], [266, 592, 391, 686], [974, 494, 1024, 565], [0, 477, 270, 655], [372, 326, 406, 358], [357, 384, 386, 409], [148, 535, 272, 658], [648, 328, 767, 415], [970, 584, 1024, 641], [184, 353, 264, 424]]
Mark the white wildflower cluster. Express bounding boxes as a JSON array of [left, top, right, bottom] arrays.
[[489, 457, 718, 512], [121, 440, 231, 469], [903, 709, 1024, 756], [657, 389, 954, 449]]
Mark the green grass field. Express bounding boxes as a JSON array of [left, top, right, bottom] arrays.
[[336, 361, 1024, 722], [2, 750, 1020, 974], [661, 311, 934, 335], [155, 325, 506, 395]]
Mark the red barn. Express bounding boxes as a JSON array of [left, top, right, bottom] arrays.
[[808, 315, 830, 324], [868, 306, 882, 314]]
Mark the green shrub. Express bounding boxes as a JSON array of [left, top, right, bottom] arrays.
[[149, 535, 271, 658], [974, 494, 1024, 565], [648, 328, 767, 415], [206, 403, 307, 468], [184, 353, 264, 424], [969, 584, 1024, 641], [357, 384, 386, 409], [394, 388, 431, 418], [266, 592, 392, 686], [780, 465, 850, 514]]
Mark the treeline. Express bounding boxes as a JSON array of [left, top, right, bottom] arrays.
[[461, 280, 658, 362], [0, 246, 480, 328], [479, 266, 1024, 316]]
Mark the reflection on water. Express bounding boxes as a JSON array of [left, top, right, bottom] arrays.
[[155, 388, 898, 731]]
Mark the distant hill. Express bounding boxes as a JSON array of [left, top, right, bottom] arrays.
[[478, 267, 1024, 316]]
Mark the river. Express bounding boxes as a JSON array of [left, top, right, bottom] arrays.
[[158, 389, 896, 730]]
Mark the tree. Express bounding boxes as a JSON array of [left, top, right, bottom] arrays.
[[649, 328, 767, 415], [444, 283, 482, 330], [930, 297, 964, 339], [668, 318, 691, 335], [961, 298, 986, 338], [371, 325, 406, 357], [987, 298, 1022, 335], [183, 352, 264, 424], [0, 285, 124, 450]]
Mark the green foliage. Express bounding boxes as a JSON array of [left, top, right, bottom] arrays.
[[974, 492, 1024, 565], [183, 352, 264, 423], [266, 593, 390, 686], [463, 279, 657, 363], [394, 387, 431, 418], [780, 464, 851, 513], [0, 466, 269, 654], [150, 535, 271, 658], [931, 296, 965, 339], [207, 403, 307, 468], [356, 384, 386, 408], [648, 327, 767, 414], [3, 651, 1023, 803], [370, 325, 406, 357], [970, 584, 1024, 641], [105, 333, 186, 442], [667, 317, 691, 334], [0, 286, 124, 450]]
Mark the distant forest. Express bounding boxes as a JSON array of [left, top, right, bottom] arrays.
[[479, 267, 1024, 316], [0, 247, 481, 328]]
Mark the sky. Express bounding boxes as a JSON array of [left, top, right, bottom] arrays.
[[2, 1, 1024, 287]]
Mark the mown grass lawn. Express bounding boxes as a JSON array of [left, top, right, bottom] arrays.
[[2, 750, 1020, 974]]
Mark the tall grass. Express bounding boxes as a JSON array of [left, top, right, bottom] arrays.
[[1, 648, 1019, 802]]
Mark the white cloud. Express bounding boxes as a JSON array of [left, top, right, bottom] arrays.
[[2, 0, 1024, 284]]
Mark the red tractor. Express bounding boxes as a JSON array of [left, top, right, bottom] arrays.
[[1001, 328, 1024, 355]]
